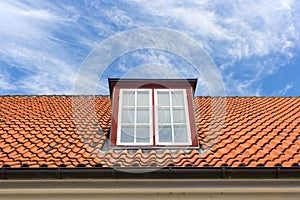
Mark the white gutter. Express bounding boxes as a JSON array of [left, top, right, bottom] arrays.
[[1, 179, 300, 200]]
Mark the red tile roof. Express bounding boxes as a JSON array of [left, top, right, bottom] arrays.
[[0, 95, 299, 168]]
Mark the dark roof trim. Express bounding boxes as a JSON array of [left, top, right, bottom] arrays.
[[1, 167, 300, 179], [108, 78, 198, 97], [108, 78, 198, 82]]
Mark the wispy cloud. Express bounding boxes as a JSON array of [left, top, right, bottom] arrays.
[[133, 0, 299, 58], [0, 74, 15, 91], [0, 1, 78, 94], [0, 1, 118, 94], [0, 0, 299, 95], [127, 0, 300, 95], [272, 82, 294, 96]]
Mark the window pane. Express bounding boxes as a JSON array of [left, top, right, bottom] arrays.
[[137, 91, 149, 106], [157, 91, 170, 106], [137, 108, 149, 123], [120, 126, 134, 143], [174, 125, 188, 143], [158, 108, 171, 123], [158, 126, 172, 143], [122, 91, 135, 106], [136, 126, 150, 143], [173, 108, 186, 123], [121, 108, 134, 123], [171, 91, 184, 106]]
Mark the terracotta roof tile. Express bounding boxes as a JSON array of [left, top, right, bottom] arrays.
[[0, 96, 300, 168]]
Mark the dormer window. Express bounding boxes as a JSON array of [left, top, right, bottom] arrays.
[[109, 79, 198, 148], [155, 89, 191, 145], [118, 89, 152, 145]]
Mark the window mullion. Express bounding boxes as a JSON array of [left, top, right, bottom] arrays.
[[153, 89, 157, 145], [117, 91, 122, 145], [169, 91, 175, 143], [134, 90, 137, 144], [183, 89, 191, 144], [150, 89, 154, 145]]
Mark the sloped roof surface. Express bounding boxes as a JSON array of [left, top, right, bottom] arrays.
[[0, 96, 299, 168]]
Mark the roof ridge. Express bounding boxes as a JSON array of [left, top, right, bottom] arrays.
[[0, 94, 110, 98], [195, 96, 300, 98], [0, 95, 299, 98]]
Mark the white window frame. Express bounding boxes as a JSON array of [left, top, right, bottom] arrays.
[[116, 88, 192, 146], [117, 89, 153, 145], [154, 89, 192, 145]]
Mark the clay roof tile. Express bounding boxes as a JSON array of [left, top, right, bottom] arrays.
[[0, 96, 300, 168]]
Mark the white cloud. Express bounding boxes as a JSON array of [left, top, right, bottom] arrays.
[[0, 74, 15, 91], [0, 1, 94, 94], [0, 0, 299, 96], [128, 0, 300, 95], [272, 83, 293, 96], [114, 49, 202, 80], [131, 0, 299, 58]]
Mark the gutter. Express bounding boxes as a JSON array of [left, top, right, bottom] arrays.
[[1, 179, 300, 200], [1, 167, 300, 179]]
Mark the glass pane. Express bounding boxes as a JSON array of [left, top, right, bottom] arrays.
[[120, 126, 134, 143], [136, 126, 150, 143], [137, 108, 149, 123], [121, 108, 134, 123], [158, 126, 172, 143], [158, 108, 171, 123], [157, 91, 170, 106], [122, 91, 135, 106], [173, 108, 186, 123], [137, 91, 149, 106], [174, 125, 188, 143], [171, 91, 184, 106]]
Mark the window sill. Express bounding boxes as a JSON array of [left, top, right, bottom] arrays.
[[107, 145, 199, 150]]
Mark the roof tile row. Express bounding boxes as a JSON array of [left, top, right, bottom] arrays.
[[0, 96, 300, 168]]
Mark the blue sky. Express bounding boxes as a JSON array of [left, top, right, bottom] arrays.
[[0, 0, 299, 96]]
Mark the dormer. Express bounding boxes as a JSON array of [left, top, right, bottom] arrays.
[[109, 78, 198, 148]]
